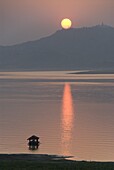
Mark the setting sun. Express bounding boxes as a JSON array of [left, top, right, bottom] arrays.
[[61, 18, 72, 29]]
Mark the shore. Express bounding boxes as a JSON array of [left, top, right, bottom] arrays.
[[0, 154, 114, 170], [0, 154, 73, 161], [69, 70, 114, 74]]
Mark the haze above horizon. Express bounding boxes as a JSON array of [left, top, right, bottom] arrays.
[[0, 0, 114, 45]]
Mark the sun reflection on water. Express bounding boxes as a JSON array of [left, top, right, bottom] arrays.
[[61, 83, 74, 156]]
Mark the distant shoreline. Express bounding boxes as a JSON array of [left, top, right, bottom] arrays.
[[0, 69, 114, 74], [69, 70, 114, 74]]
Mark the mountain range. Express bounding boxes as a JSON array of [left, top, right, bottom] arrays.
[[0, 25, 114, 71]]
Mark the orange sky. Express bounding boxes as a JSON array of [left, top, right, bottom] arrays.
[[0, 0, 114, 45]]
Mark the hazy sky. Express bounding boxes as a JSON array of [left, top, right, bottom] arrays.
[[0, 0, 114, 45]]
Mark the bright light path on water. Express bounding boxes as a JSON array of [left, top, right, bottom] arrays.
[[61, 83, 74, 156]]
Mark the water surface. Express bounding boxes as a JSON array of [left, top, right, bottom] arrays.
[[0, 71, 114, 161]]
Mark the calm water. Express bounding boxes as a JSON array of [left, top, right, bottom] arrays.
[[0, 71, 114, 161]]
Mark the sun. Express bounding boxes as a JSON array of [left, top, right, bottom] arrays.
[[61, 18, 72, 29]]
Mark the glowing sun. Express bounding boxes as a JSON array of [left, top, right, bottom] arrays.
[[61, 18, 72, 29]]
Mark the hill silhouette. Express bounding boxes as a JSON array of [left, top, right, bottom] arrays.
[[0, 25, 114, 70]]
